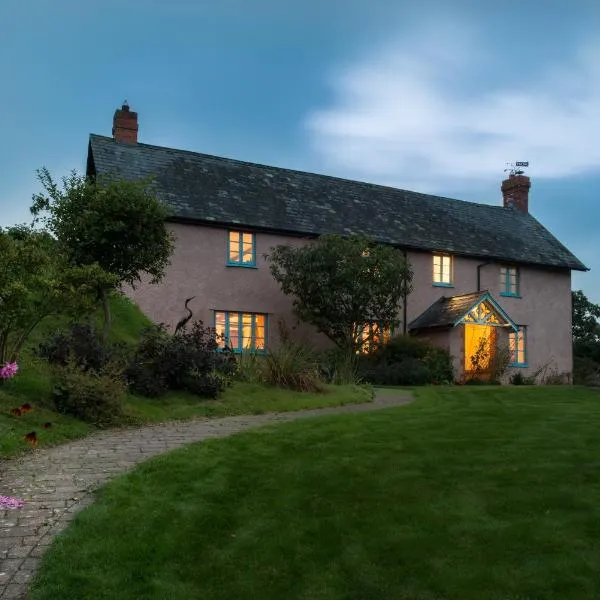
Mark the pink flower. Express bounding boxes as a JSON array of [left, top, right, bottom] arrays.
[[0, 495, 24, 509], [0, 362, 18, 379]]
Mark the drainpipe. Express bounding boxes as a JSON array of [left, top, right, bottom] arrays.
[[403, 250, 408, 334], [476, 261, 492, 292]]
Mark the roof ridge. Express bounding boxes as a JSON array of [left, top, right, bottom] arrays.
[[88, 133, 507, 212], [87, 134, 588, 271]]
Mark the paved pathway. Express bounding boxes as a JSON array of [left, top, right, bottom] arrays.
[[0, 391, 412, 599]]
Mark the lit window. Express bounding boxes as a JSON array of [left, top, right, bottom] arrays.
[[228, 231, 256, 267], [433, 254, 452, 286], [500, 266, 520, 297], [508, 326, 527, 366], [357, 322, 391, 354], [214, 311, 266, 352]]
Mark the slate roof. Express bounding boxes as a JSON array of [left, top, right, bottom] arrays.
[[408, 291, 497, 331], [87, 134, 587, 271]]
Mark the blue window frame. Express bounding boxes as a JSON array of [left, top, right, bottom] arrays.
[[500, 266, 520, 297], [227, 231, 256, 267], [214, 311, 267, 353], [433, 254, 453, 287], [509, 326, 527, 367]]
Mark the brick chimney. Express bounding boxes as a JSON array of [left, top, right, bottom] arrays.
[[112, 102, 138, 143], [501, 173, 531, 212]]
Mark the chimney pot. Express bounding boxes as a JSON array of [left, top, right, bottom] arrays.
[[501, 173, 531, 212], [112, 103, 138, 144]]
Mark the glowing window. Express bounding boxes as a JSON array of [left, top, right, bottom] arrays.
[[228, 231, 256, 267], [433, 254, 452, 286], [356, 322, 391, 354], [214, 311, 267, 352], [508, 326, 527, 366], [500, 266, 520, 297]]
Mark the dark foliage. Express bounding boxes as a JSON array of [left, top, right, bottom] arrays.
[[362, 358, 432, 386], [126, 322, 235, 398], [261, 323, 325, 392], [509, 372, 535, 386], [38, 323, 125, 372], [572, 291, 600, 385], [574, 356, 600, 387], [269, 234, 412, 353], [52, 362, 125, 427], [358, 334, 454, 386]]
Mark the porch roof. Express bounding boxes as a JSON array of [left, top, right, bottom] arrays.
[[408, 291, 516, 332]]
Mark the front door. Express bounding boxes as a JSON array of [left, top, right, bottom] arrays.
[[464, 324, 496, 374]]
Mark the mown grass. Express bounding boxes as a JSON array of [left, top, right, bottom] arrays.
[[31, 385, 600, 600], [124, 382, 371, 422], [0, 296, 372, 458]]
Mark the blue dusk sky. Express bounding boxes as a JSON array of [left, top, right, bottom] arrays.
[[1, 0, 599, 301]]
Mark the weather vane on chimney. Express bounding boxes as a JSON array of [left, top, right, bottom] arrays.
[[505, 161, 529, 176]]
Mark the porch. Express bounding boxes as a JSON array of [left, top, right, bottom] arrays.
[[409, 291, 518, 382]]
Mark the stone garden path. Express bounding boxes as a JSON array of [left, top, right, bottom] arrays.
[[0, 391, 412, 599]]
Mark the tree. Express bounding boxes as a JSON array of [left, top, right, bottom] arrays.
[[31, 168, 175, 340], [269, 234, 413, 355], [572, 290, 600, 344], [0, 226, 116, 366]]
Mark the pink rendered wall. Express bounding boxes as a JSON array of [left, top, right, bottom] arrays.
[[403, 251, 573, 379], [128, 223, 574, 378], [126, 223, 323, 349]]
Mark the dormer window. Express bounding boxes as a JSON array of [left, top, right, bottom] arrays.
[[227, 231, 256, 267], [433, 254, 453, 286]]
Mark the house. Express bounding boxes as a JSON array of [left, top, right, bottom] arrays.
[[86, 103, 588, 381]]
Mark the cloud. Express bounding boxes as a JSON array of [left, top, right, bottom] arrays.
[[305, 22, 600, 190]]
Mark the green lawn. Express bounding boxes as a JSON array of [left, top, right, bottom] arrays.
[[31, 386, 600, 600], [0, 381, 370, 459], [0, 295, 372, 458], [125, 382, 372, 422]]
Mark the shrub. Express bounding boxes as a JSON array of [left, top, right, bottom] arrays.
[[126, 322, 234, 398], [540, 369, 570, 385], [574, 356, 600, 386], [317, 349, 359, 385], [38, 323, 125, 372], [509, 371, 538, 385], [261, 324, 325, 392], [234, 352, 265, 384], [52, 362, 125, 427], [585, 371, 600, 387], [232, 322, 325, 392], [374, 334, 431, 362], [183, 371, 230, 397], [262, 346, 324, 392], [422, 347, 454, 384], [358, 334, 454, 386], [362, 357, 431, 386]]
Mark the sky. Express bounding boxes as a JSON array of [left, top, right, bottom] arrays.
[[1, 0, 599, 301]]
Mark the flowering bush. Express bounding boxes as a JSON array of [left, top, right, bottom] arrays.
[[0, 362, 18, 380], [0, 495, 24, 509]]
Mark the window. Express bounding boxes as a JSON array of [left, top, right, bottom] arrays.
[[227, 231, 256, 267], [433, 254, 453, 286], [357, 322, 391, 354], [215, 311, 266, 352], [500, 266, 520, 297], [509, 326, 527, 366]]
